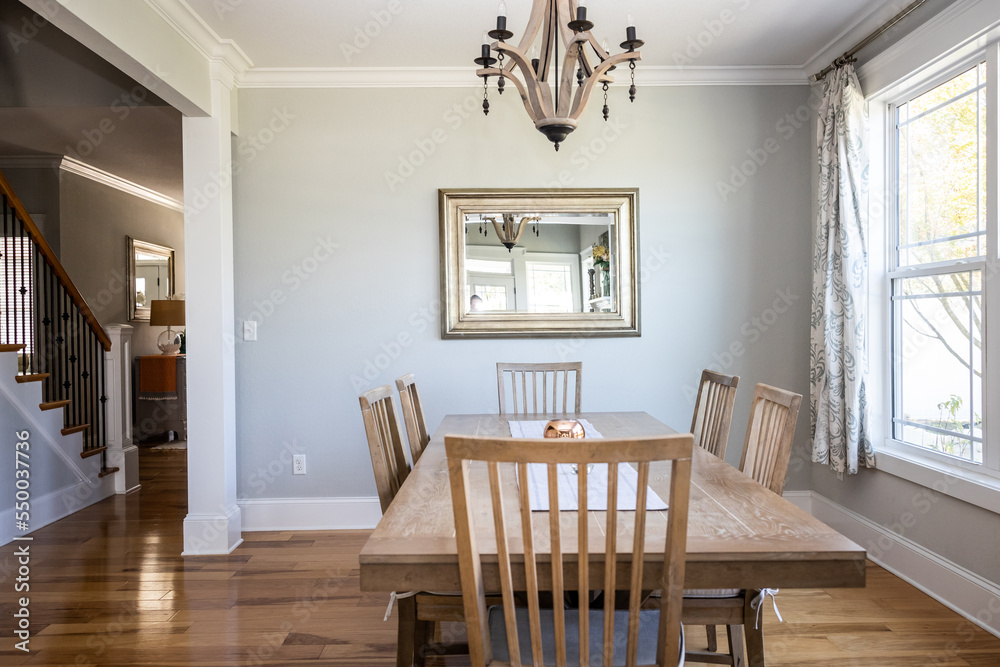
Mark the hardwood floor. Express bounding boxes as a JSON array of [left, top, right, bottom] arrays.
[[1, 449, 997, 666]]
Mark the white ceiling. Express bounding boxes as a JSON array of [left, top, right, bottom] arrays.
[[183, 0, 892, 72]]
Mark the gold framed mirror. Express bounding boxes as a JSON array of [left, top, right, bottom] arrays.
[[127, 237, 175, 322], [440, 188, 639, 338]]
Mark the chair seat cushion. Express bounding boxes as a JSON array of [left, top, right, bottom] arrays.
[[488, 605, 685, 666], [682, 589, 741, 598]]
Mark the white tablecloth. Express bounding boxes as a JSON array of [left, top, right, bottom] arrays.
[[508, 419, 667, 511]]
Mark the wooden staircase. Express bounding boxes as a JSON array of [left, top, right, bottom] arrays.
[[1, 169, 115, 473], [0, 343, 114, 472]]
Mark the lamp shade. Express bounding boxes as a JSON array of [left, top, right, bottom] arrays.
[[149, 300, 185, 327]]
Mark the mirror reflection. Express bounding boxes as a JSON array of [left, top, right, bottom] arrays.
[[127, 237, 175, 322], [464, 213, 615, 315]]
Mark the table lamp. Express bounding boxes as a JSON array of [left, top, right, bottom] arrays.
[[150, 299, 185, 355]]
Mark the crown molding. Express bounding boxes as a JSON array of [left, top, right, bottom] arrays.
[[144, 0, 253, 78], [239, 65, 808, 89], [0, 156, 183, 212], [59, 157, 183, 212], [801, 0, 903, 80]]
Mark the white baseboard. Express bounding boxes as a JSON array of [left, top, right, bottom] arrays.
[[784, 489, 1000, 638], [238, 496, 382, 531], [0, 477, 115, 547]]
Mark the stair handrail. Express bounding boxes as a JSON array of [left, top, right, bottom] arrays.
[[0, 168, 111, 351]]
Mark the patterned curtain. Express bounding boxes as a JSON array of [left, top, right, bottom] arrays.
[[810, 63, 876, 474]]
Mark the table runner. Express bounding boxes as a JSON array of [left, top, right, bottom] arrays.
[[508, 419, 667, 511]]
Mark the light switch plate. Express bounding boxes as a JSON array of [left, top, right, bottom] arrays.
[[243, 320, 257, 341]]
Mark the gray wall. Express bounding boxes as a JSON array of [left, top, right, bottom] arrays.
[[232, 84, 815, 501], [58, 172, 184, 356], [1, 164, 61, 256]]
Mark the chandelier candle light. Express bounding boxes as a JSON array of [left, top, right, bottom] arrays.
[[475, 0, 643, 151]]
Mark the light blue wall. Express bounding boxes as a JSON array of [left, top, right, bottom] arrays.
[[231, 84, 816, 501]]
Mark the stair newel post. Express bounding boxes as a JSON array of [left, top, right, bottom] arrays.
[[104, 324, 135, 492]]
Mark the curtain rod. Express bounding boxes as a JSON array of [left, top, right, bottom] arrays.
[[813, 0, 928, 82]]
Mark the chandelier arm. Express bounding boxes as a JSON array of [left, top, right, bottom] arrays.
[[556, 38, 586, 117], [491, 42, 555, 118], [477, 66, 549, 121], [512, 216, 529, 245], [569, 51, 641, 120], [580, 33, 610, 78], [505, 0, 550, 75], [536, 0, 556, 83]]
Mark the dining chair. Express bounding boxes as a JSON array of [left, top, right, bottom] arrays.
[[683, 382, 802, 667], [446, 432, 694, 666], [359, 385, 411, 514], [690, 370, 740, 459], [687, 370, 740, 656], [496, 361, 582, 415], [359, 385, 466, 666], [396, 372, 430, 465]]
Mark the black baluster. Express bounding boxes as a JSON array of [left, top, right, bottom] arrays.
[[17, 216, 26, 371], [2, 195, 9, 349], [99, 334, 107, 454], [73, 308, 80, 439]]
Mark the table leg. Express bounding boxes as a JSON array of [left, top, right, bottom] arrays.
[[397, 595, 416, 667], [743, 590, 765, 667]]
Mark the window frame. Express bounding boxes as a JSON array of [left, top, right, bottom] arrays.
[[870, 37, 1000, 501]]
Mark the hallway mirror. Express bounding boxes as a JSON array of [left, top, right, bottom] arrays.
[[440, 188, 640, 338], [127, 237, 175, 322]]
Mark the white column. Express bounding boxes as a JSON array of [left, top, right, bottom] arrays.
[[181, 64, 242, 555], [104, 324, 139, 494]]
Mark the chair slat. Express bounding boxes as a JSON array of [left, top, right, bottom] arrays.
[[626, 462, 650, 667], [518, 461, 545, 666], [603, 462, 619, 667], [578, 461, 589, 667], [548, 463, 567, 667], [488, 461, 521, 667]]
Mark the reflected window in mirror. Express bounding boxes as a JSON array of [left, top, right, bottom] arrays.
[[127, 237, 176, 322]]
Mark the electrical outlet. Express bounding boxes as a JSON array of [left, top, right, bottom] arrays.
[[243, 320, 257, 341], [293, 455, 306, 475]]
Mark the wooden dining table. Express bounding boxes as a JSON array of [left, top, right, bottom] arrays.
[[360, 412, 865, 596]]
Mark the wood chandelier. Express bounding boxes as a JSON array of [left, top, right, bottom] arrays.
[[474, 0, 643, 151]]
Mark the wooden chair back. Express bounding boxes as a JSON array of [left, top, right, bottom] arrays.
[[446, 434, 693, 667], [739, 383, 802, 496], [689, 370, 739, 459], [359, 385, 410, 513], [395, 372, 430, 464], [496, 362, 582, 415]]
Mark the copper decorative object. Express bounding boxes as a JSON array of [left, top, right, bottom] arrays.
[[543, 419, 586, 439]]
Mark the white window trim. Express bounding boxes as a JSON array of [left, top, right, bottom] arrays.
[[865, 1, 1000, 512]]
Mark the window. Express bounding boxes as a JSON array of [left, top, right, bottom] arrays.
[[525, 262, 574, 313], [890, 61, 988, 466]]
